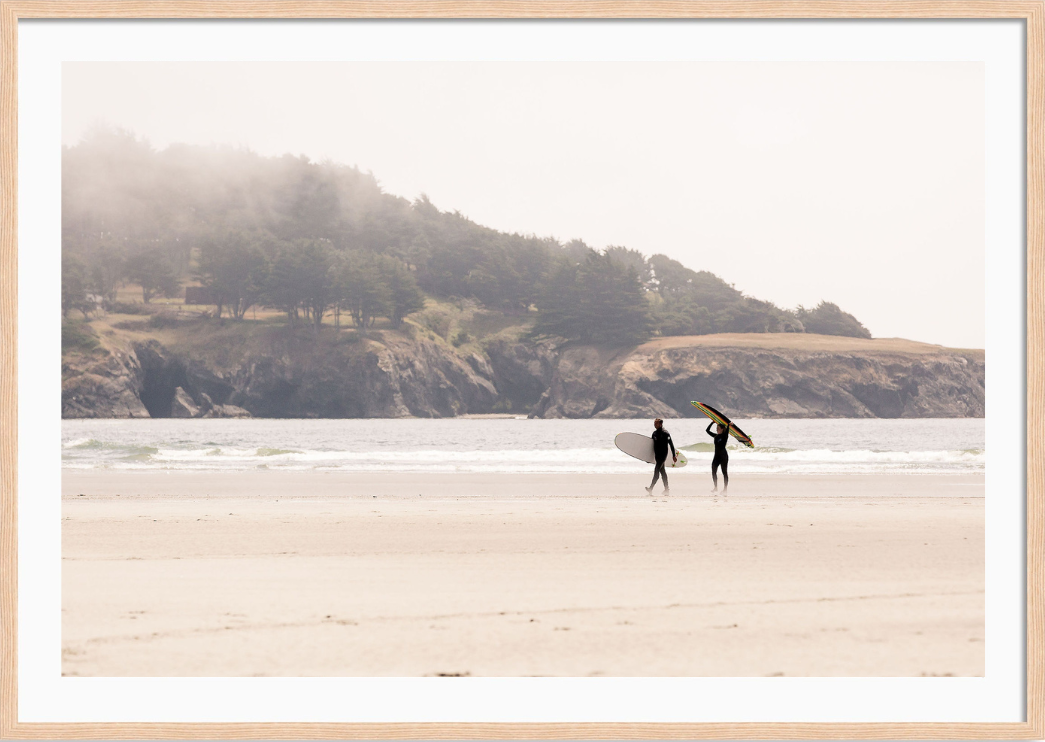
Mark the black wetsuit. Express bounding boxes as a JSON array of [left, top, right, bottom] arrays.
[[706, 421, 730, 490], [649, 427, 676, 491]]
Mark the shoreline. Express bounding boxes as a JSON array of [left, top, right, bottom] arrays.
[[63, 470, 986, 500]]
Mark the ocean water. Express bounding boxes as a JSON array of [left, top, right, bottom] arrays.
[[62, 417, 985, 476]]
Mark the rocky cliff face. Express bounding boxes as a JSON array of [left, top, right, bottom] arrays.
[[531, 341, 985, 419], [482, 337, 558, 414], [61, 332, 985, 420], [63, 332, 499, 420], [61, 346, 150, 419], [227, 333, 497, 418]]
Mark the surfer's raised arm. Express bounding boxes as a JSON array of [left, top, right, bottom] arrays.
[[706, 421, 716, 437]]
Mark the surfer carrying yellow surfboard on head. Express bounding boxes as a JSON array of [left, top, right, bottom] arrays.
[[706, 420, 731, 493], [690, 401, 754, 493], [645, 418, 677, 496]]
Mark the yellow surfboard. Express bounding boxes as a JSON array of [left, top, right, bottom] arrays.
[[691, 401, 754, 448]]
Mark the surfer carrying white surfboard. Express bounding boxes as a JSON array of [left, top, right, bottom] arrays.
[[645, 418, 677, 496], [706, 420, 731, 492]]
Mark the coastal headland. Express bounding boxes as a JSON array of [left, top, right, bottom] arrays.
[[62, 311, 985, 421]]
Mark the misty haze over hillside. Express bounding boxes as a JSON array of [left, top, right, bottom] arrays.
[[63, 62, 986, 348], [62, 127, 871, 344]]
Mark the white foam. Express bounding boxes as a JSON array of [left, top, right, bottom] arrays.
[[60, 418, 986, 476], [61, 437, 93, 449]]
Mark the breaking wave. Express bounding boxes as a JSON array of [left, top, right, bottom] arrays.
[[61, 418, 986, 475]]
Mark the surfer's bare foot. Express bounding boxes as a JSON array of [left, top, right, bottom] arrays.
[[663, 488, 670, 495], [644, 486, 653, 495]]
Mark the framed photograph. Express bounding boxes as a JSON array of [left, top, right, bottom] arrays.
[[1, 0, 1041, 739]]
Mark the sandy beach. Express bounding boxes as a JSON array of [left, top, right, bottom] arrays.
[[62, 471, 984, 677]]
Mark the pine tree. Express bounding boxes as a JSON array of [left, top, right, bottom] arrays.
[[534, 252, 652, 345], [196, 230, 269, 319], [379, 257, 425, 329], [125, 247, 180, 303], [334, 250, 391, 333]]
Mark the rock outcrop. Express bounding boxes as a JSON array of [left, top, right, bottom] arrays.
[[482, 337, 557, 414], [63, 332, 497, 419], [61, 346, 150, 419], [163, 385, 256, 418], [531, 339, 985, 419], [135, 340, 236, 418], [61, 331, 985, 420], [227, 333, 497, 418], [170, 386, 199, 418]]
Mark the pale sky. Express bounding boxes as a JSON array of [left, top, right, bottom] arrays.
[[63, 62, 985, 348]]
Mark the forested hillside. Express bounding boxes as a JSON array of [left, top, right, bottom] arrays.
[[62, 127, 871, 343]]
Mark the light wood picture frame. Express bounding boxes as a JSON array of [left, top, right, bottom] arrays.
[[1, 1, 1042, 739]]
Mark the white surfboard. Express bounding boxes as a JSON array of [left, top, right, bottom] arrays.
[[614, 432, 688, 468]]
